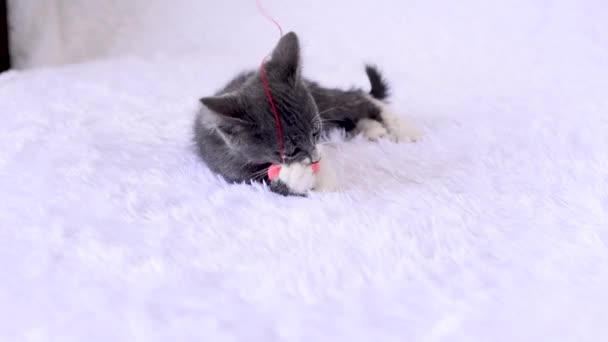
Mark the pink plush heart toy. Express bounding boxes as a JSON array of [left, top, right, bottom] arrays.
[[268, 162, 320, 181]]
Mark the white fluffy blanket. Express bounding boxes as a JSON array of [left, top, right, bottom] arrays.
[[2, 1, 608, 341]]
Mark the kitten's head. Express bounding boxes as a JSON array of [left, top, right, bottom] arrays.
[[200, 32, 321, 165]]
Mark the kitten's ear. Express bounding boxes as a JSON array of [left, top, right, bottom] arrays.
[[268, 31, 301, 83], [200, 94, 247, 123]]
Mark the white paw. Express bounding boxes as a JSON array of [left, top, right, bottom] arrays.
[[278, 162, 317, 194], [386, 118, 421, 143], [366, 95, 421, 143], [357, 118, 389, 141], [381, 112, 420, 143]]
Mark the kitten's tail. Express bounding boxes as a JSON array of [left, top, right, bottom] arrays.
[[365, 64, 389, 100]]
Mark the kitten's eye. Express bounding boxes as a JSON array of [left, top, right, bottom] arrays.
[[311, 118, 322, 140], [312, 126, 321, 140], [271, 151, 282, 161], [290, 147, 303, 157]]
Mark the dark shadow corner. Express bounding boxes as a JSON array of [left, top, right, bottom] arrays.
[[1, 0, 10, 73]]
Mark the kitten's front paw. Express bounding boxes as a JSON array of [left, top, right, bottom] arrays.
[[276, 162, 317, 195]]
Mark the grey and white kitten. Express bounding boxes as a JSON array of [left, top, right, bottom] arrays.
[[194, 32, 418, 196]]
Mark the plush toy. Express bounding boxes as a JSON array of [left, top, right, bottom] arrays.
[[267, 162, 320, 181]]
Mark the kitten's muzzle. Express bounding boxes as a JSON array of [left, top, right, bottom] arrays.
[[284, 148, 320, 165]]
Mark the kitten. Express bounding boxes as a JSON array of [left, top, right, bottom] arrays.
[[193, 32, 418, 196]]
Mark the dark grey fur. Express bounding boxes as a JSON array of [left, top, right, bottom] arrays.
[[193, 32, 389, 195]]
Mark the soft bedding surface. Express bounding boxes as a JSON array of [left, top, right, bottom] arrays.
[[1, 0, 608, 341]]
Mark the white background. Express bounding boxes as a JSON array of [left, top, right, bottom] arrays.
[[2, 0, 608, 341]]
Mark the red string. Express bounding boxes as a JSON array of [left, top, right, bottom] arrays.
[[260, 60, 284, 161], [256, 0, 285, 161], [255, 0, 284, 37]]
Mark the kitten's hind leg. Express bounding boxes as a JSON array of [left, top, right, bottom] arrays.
[[370, 98, 420, 143], [380, 109, 420, 143], [356, 118, 389, 141]]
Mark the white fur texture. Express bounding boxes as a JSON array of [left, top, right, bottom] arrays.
[[2, 1, 608, 341]]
